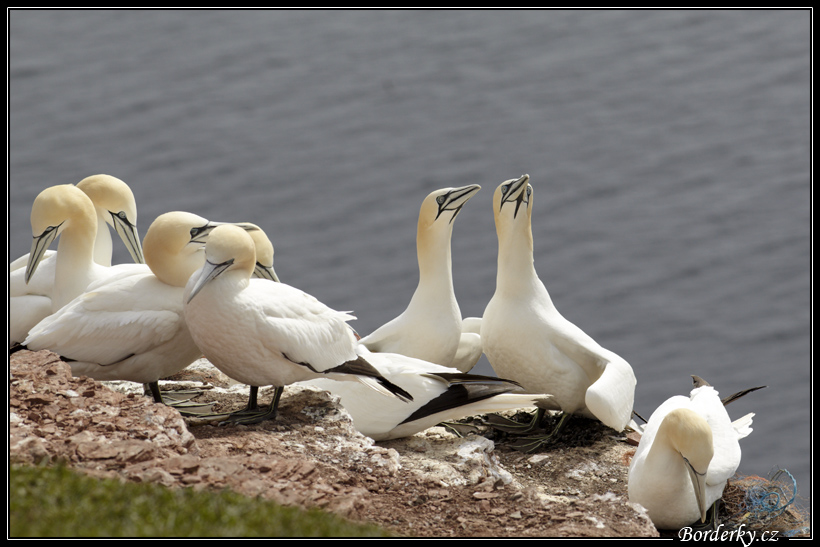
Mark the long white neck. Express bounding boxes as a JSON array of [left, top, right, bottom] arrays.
[[92, 210, 114, 266], [495, 216, 553, 307], [408, 223, 458, 314], [52, 216, 99, 310]]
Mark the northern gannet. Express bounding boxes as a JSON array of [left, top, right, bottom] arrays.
[[628, 376, 758, 530], [74, 174, 144, 265], [480, 175, 637, 451], [303, 346, 552, 441], [188, 220, 280, 411], [20, 212, 257, 406], [9, 182, 144, 345], [183, 224, 413, 424], [359, 185, 482, 371]]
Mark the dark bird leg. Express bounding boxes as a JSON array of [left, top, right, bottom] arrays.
[[507, 411, 573, 453], [144, 381, 215, 416], [215, 386, 285, 426]]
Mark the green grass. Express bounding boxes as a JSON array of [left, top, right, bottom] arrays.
[[9, 464, 395, 537]]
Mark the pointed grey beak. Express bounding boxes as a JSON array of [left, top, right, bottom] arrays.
[[499, 174, 531, 219], [189, 221, 261, 245], [434, 184, 481, 223], [186, 258, 234, 303], [25, 223, 62, 284], [110, 210, 145, 264], [254, 263, 280, 283], [683, 456, 709, 523]]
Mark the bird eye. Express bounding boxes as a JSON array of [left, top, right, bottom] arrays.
[[436, 195, 446, 205], [501, 185, 509, 194], [527, 186, 532, 196], [117, 211, 128, 220]]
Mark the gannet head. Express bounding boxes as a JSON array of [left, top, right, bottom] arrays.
[[76, 174, 145, 264], [661, 407, 715, 523], [186, 224, 256, 303], [492, 175, 534, 255], [173, 215, 279, 283], [26, 184, 97, 283], [242, 224, 281, 282], [420, 184, 481, 228], [186, 218, 261, 245], [493, 174, 532, 221], [143, 211, 214, 287]]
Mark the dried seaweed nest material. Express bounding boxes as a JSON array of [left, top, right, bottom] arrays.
[[720, 468, 811, 538]]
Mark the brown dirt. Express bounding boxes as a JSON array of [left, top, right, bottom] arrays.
[[10, 348, 664, 537]]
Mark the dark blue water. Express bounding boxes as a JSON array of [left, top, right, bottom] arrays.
[[9, 9, 811, 501]]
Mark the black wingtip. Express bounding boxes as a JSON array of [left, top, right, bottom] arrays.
[[721, 385, 767, 407], [327, 355, 414, 403], [378, 377, 414, 403], [399, 375, 525, 426]]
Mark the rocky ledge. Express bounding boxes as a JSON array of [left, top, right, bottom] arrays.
[[10, 349, 659, 537]]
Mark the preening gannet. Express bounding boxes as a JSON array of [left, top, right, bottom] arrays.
[[628, 376, 758, 530], [20, 212, 255, 406], [9, 183, 144, 345], [359, 185, 482, 371], [303, 346, 551, 441], [183, 224, 413, 424], [480, 175, 636, 451]]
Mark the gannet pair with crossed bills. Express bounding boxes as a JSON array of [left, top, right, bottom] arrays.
[[628, 376, 761, 529], [19, 212, 277, 407], [481, 175, 637, 451], [359, 185, 484, 373], [303, 185, 549, 440], [10, 176, 144, 345]]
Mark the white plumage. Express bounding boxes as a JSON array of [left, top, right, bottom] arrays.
[[628, 376, 755, 529], [21, 212, 271, 404], [359, 185, 483, 372], [9, 174, 143, 272], [481, 175, 636, 447], [183, 224, 412, 423], [304, 346, 552, 441], [10, 180, 145, 345]]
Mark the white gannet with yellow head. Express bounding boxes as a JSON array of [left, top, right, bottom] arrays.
[[20, 212, 266, 405], [628, 376, 756, 530], [9, 176, 145, 345], [480, 174, 636, 450], [73, 174, 144, 265], [359, 185, 483, 372], [183, 224, 413, 424]]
